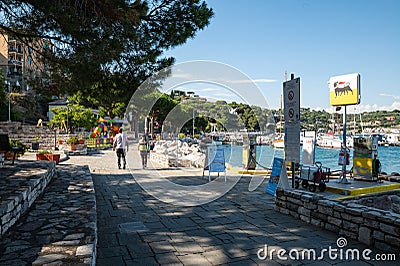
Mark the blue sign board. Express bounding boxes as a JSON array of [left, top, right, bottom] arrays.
[[271, 157, 284, 177], [266, 157, 284, 195], [207, 146, 225, 173]]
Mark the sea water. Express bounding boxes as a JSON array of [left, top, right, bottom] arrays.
[[222, 145, 400, 174]]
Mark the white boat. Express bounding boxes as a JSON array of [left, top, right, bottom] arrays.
[[316, 133, 342, 149], [272, 134, 285, 149], [378, 133, 400, 146], [272, 139, 284, 149]]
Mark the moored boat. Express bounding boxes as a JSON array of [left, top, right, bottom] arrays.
[[316, 133, 342, 149]]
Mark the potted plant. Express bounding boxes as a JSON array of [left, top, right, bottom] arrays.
[[66, 135, 79, 151], [36, 150, 61, 164], [32, 136, 39, 150], [78, 133, 85, 144], [7, 139, 27, 160]]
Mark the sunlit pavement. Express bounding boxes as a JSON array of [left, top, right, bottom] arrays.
[[67, 146, 394, 265]]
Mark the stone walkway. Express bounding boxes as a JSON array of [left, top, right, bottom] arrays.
[[68, 148, 396, 265], [0, 164, 96, 265], [1, 146, 397, 265]]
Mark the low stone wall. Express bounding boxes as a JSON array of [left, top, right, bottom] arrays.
[[275, 188, 400, 253], [0, 161, 56, 236], [0, 121, 77, 151]]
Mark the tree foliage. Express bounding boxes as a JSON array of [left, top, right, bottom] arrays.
[[49, 104, 97, 131], [0, 0, 213, 118]]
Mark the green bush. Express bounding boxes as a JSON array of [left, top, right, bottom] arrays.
[[9, 139, 27, 154], [38, 150, 52, 154], [66, 135, 79, 145]]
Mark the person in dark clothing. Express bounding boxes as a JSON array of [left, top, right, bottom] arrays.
[[113, 128, 129, 169]]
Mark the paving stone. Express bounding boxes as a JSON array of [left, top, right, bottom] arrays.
[[97, 256, 125, 265], [3, 148, 387, 266], [125, 257, 159, 266], [177, 253, 212, 265], [155, 252, 183, 265], [32, 254, 68, 265], [172, 241, 205, 255], [126, 242, 153, 258], [149, 240, 176, 254], [202, 249, 229, 264], [97, 246, 130, 259], [64, 233, 85, 240], [76, 244, 94, 256]]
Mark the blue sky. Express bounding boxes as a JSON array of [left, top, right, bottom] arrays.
[[164, 0, 400, 112]]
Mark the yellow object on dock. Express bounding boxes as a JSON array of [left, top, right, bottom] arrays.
[[227, 165, 294, 175], [327, 182, 400, 200], [236, 170, 271, 175]]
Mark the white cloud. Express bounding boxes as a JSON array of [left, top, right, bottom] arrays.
[[379, 93, 400, 100], [171, 73, 194, 79], [354, 102, 400, 112], [199, 88, 220, 92], [228, 78, 277, 84], [319, 102, 400, 113], [214, 93, 237, 97]]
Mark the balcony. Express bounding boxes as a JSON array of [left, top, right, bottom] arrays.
[[8, 59, 23, 66]]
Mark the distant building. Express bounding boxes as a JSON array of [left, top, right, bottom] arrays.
[[170, 89, 205, 102], [0, 33, 51, 92], [385, 116, 395, 122]]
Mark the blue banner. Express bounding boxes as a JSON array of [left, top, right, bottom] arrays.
[[266, 157, 284, 195], [208, 146, 226, 173]]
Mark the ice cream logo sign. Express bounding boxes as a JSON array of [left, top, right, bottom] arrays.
[[328, 73, 360, 106]]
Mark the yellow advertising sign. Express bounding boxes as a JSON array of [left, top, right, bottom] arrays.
[[328, 73, 360, 106]]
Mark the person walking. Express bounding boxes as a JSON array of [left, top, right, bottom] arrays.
[[113, 128, 129, 169], [138, 135, 148, 168]]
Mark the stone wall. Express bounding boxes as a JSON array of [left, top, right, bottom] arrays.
[[0, 122, 72, 151], [0, 161, 56, 236], [275, 188, 400, 253]]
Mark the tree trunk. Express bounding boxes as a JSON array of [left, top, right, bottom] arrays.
[[134, 117, 139, 138], [150, 116, 154, 136]]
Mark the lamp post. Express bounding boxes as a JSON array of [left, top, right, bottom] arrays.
[[1, 62, 21, 122], [4, 79, 11, 122], [66, 99, 70, 133], [54, 127, 58, 151], [192, 108, 195, 138], [8, 81, 10, 122]]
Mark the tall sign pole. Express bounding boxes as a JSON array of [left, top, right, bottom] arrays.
[[283, 74, 300, 188], [328, 73, 361, 184], [342, 106, 348, 183]]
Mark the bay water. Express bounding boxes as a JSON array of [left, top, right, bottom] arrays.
[[222, 144, 400, 174]]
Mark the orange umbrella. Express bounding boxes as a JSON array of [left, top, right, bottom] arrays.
[[99, 117, 107, 122]]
